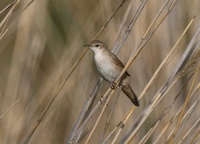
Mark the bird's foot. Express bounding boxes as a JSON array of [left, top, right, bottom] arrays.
[[111, 82, 117, 89]]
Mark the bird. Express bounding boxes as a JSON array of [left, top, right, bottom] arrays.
[[84, 40, 139, 106]]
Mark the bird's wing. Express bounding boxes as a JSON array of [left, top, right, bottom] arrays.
[[108, 51, 130, 76]]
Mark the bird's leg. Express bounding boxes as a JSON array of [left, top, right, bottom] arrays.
[[111, 82, 117, 89]]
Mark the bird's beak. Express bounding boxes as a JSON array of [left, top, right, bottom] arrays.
[[83, 43, 92, 48]]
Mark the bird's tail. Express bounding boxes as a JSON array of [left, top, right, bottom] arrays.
[[121, 80, 139, 106]]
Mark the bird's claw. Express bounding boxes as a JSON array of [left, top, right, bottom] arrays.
[[111, 82, 117, 89]]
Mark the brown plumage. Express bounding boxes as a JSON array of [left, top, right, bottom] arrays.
[[84, 40, 139, 106]]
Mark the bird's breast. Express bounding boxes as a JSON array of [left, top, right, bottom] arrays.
[[94, 53, 121, 82]]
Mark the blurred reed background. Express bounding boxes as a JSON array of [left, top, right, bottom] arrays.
[[0, 0, 200, 144]]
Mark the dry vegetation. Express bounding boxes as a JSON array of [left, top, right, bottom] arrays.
[[0, 0, 200, 144]]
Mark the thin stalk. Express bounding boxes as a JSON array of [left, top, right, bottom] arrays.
[[99, 87, 121, 143], [168, 66, 199, 144], [0, 99, 19, 119], [84, 90, 115, 143]]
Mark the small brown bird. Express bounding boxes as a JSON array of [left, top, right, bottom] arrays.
[[84, 40, 139, 106]]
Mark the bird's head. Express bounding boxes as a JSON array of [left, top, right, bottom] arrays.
[[84, 40, 106, 54]]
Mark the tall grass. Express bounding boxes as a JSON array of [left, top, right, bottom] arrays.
[[0, 0, 200, 144]]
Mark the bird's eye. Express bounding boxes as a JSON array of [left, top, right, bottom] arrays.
[[95, 44, 99, 47]]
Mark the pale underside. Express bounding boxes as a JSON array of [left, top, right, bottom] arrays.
[[93, 49, 129, 83]]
